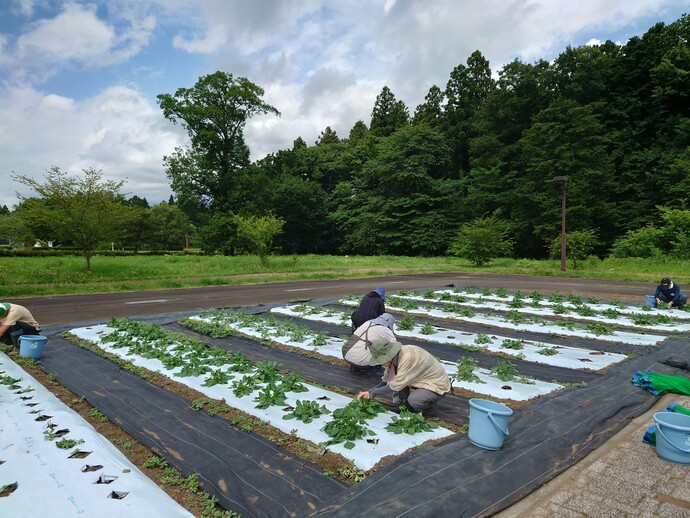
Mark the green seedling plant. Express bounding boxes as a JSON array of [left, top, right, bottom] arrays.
[[537, 347, 559, 356], [455, 357, 484, 384], [178, 356, 212, 378], [508, 298, 524, 308], [474, 332, 493, 345], [0, 375, 21, 385], [548, 293, 564, 303], [279, 372, 309, 393], [143, 455, 169, 469], [504, 310, 528, 325], [481, 288, 493, 296], [552, 303, 568, 314], [338, 466, 367, 483], [283, 399, 330, 424], [629, 313, 654, 326], [490, 360, 519, 382], [420, 323, 436, 335], [254, 382, 287, 409], [227, 352, 254, 373], [656, 314, 673, 324], [253, 361, 280, 383], [287, 326, 307, 342], [385, 409, 437, 434], [453, 306, 475, 317], [529, 291, 542, 302], [43, 425, 59, 441], [558, 320, 577, 330], [322, 403, 377, 450], [311, 331, 328, 347], [89, 408, 109, 422], [601, 308, 620, 319], [350, 397, 388, 419], [574, 305, 597, 317], [232, 376, 260, 397], [206, 403, 231, 416], [494, 287, 508, 297], [586, 322, 613, 336], [397, 315, 415, 331], [500, 339, 524, 350], [56, 438, 85, 449], [202, 368, 233, 387], [587, 297, 600, 304], [424, 289, 436, 298], [567, 294, 583, 305]]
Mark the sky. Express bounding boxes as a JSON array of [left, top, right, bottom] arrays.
[[0, 0, 687, 209]]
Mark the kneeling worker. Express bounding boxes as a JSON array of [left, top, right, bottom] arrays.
[[357, 337, 450, 414], [343, 313, 396, 374], [655, 278, 687, 309], [0, 302, 41, 348]]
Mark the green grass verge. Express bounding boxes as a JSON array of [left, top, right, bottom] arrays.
[[0, 254, 686, 297]]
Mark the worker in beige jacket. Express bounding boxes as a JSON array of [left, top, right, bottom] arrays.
[[0, 302, 41, 347], [357, 337, 450, 414], [342, 313, 396, 375]]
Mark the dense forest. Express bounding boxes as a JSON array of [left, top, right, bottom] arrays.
[[5, 15, 690, 260]]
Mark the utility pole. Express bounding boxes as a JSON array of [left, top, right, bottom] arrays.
[[553, 175, 568, 272]]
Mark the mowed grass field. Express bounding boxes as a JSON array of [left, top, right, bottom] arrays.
[[1, 253, 687, 297]]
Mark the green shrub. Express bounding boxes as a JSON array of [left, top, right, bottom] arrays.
[[448, 210, 514, 266]]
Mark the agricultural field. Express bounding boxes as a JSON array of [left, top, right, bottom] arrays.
[[2, 284, 688, 517]]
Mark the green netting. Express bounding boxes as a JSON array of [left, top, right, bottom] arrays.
[[632, 370, 690, 396]]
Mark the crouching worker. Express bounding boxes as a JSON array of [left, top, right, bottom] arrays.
[[343, 313, 396, 375], [351, 286, 386, 331], [0, 302, 41, 349], [655, 278, 688, 309], [357, 337, 450, 415]]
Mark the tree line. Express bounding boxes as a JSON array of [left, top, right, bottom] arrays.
[[4, 14, 689, 268]]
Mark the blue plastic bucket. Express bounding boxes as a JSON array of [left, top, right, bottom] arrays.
[[644, 295, 657, 308], [468, 398, 513, 450], [19, 335, 47, 360], [653, 411, 690, 465]]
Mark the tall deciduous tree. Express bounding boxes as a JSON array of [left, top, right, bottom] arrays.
[[158, 72, 280, 213], [12, 166, 125, 272], [0, 212, 34, 247], [147, 202, 193, 251]]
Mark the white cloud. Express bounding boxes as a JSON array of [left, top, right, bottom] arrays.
[[0, 83, 183, 208], [7, 2, 156, 81], [1, 0, 688, 209]]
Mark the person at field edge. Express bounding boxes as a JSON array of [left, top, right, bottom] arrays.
[[655, 278, 687, 309], [0, 302, 41, 346], [356, 337, 451, 415], [343, 313, 396, 375], [350, 286, 386, 331]]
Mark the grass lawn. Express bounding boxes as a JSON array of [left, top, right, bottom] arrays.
[[1, 253, 687, 297]]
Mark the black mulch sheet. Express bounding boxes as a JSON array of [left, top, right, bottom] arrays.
[[39, 294, 690, 518], [38, 337, 347, 518]]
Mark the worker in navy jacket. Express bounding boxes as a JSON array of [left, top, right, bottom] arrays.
[[351, 286, 386, 330], [655, 278, 687, 308]]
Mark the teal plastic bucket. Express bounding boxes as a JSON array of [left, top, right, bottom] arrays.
[[653, 411, 690, 464], [468, 398, 513, 450], [19, 335, 47, 360]]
